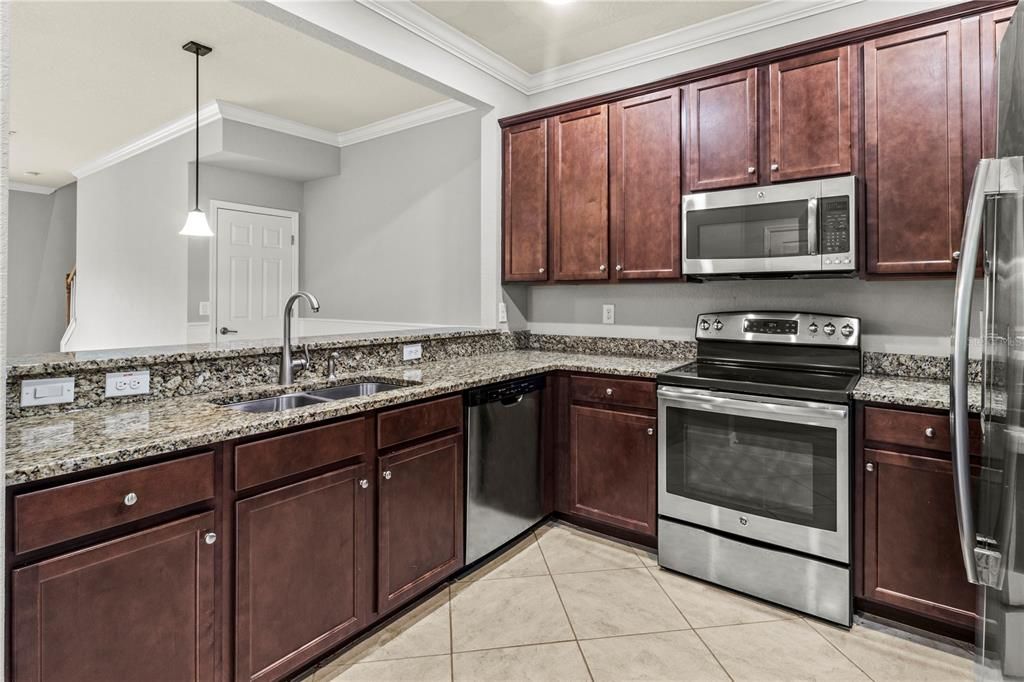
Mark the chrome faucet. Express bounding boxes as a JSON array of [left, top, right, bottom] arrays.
[[280, 291, 320, 385]]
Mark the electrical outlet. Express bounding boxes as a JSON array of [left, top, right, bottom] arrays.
[[602, 304, 615, 325], [21, 377, 74, 407], [403, 343, 423, 361], [498, 302, 508, 323], [105, 370, 150, 398]]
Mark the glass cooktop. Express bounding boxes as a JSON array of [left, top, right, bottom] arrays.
[[658, 361, 859, 403]]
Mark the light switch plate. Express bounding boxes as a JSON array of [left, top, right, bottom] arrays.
[[602, 304, 615, 325], [199, 301, 211, 316], [403, 344, 423, 361], [21, 377, 75, 407], [105, 370, 150, 397]]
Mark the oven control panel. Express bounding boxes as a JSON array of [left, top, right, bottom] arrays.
[[696, 312, 860, 347]]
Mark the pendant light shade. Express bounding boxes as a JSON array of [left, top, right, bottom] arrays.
[[179, 40, 214, 237]]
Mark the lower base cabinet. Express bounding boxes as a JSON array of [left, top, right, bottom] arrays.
[[12, 512, 217, 682], [378, 434, 465, 613], [235, 464, 372, 682]]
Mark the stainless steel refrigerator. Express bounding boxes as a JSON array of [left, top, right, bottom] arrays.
[[952, 3, 1024, 677]]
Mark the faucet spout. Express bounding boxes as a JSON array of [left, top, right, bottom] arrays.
[[280, 291, 320, 385]]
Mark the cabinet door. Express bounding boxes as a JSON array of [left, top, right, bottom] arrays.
[[864, 21, 964, 274], [550, 106, 610, 280], [769, 46, 853, 182], [861, 448, 977, 627], [981, 6, 1016, 158], [569, 405, 657, 537], [236, 465, 371, 682], [610, 89, 681, 280], [379, 434, 464, 613], [685, 69, 758, 191], [12, 513, 216, 682], [503, 120, 549, 282]]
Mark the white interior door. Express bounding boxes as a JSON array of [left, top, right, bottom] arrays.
[[215, 206, 297, 341]]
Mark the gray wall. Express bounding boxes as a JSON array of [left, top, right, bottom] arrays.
[[302, 110, 483, 325], [187, 164, 304, 323], [8, 185, 76, 355]]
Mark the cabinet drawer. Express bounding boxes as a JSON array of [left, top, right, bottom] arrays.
[[377, 396, 462, 451], [864, 406, 980, 453], [235, 417, 368, 492], [14, 452, 215, 555], [570, 375, 656, 411]]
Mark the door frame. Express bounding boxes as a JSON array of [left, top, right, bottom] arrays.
[[208, 200, 300, 342]]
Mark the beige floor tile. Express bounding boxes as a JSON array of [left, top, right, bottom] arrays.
[[580, 630, 730, 681], [649, 566, 797, 628], [554, 567, 688, 639], [536, 523, 645, 574], [807, 619, 973, 681], [459, 536, 549, 581], [634, 547, 659, 567], [449, 575, 574, 652], [452, 641, 591, 681], [315, 654, 452, 682], [698, 619, 869, 681], [335, 590, 451, 664]]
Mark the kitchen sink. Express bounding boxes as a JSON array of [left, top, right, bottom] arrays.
[[222, 382, 404, 413]]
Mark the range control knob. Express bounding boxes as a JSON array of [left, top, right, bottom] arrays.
[[841, 324, 855, 338], [807, 322, 819, 334], [699, 319, 711, 331], [823, 322, 836, 336], [712, 319, 724, 331]]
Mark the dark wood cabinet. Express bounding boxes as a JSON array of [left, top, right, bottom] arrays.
[[567, 404, 657, 538], [769, 46, 853, 182], [980, 6, 1015, 159], [860, 447, 977, 628], [378, 434, 464, 613], [550, 106, 610, 280], [235, 465, 372, 682], [12, 512, 217, 682], [864, 21, 965, 274], [610, 89, 681, 279], [502, 120, 549, 282], [685, 69, 759, 191]]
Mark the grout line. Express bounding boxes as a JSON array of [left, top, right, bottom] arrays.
[[799, 618, 875, 681], [688, 627, 736, 682], [453, 637, 579, 655], [575, 639, 596, 682]]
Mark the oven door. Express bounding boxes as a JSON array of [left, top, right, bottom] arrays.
[[682, 182, 820, 275], [658, 386, 849, 563]]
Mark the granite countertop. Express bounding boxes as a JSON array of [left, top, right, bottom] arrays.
[[852, 374, 982, 413], [5, 350, 685, 486]]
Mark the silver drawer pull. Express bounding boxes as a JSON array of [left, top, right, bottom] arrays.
[[383, 470, 392, 480], [203, 532, 217, 545], [866, 462, 875, 472], [605, 388, 613, 396], [647, 428, 654, 436], [359, 479, 369, 489], [925, 427, 936, 438], [123, 492, 138, 507]]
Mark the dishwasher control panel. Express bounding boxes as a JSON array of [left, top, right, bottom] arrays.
[[466, 375, 546, 406]]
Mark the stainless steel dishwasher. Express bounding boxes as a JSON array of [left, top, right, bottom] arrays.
[[465, 375, 545, 564]]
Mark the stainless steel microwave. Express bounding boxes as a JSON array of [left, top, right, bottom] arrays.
[[682, 176, 857, 277]]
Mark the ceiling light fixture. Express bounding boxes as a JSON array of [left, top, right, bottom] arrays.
[[179, 40, 214, 238]]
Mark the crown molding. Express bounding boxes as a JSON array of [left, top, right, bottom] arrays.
[[358, 0, 865, 95], [217, 101, 339, 146], [8, 182, 58, 195], [336, 98, 476, 147]]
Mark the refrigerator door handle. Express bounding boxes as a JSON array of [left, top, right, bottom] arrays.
[[951, 158, 1001, 586]]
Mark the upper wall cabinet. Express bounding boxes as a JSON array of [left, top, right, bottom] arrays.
[[685, 69, 759, 192], [981, 7, 1015, 158], [550, 106, 611, 281], [502, 121, 549, 282], [768, 46, 853, 182], [610, 90, 681, 280], [864, 21, 964, 275]]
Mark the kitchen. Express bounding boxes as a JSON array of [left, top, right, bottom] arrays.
[[2, 0, 1021, 680]]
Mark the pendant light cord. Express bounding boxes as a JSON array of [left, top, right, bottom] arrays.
[[194, 49, 200, 212]]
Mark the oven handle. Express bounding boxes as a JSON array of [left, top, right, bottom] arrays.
[[657, 387, 848, 422]]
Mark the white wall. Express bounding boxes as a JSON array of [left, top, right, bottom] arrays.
[[302, 109, 484, 326], [7, 184, 75, 355]]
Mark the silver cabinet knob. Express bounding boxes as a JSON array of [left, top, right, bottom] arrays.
[[747, 166, 756, 174], [383, 470, 392, 480], [865, 462, 875, 472], [925, 427, 936, 438], [605, 388, 614, 396], [359, 479, 369, 489], [647, 427, 654, 436], [123, 492, 138, 507], [953, 251, 961, 260], [771, 163, 780, 171], [203, 532, 217, 545], [538, 267, 545, 274], [615, 264, 623, 271], [599, 264, 607, 272]]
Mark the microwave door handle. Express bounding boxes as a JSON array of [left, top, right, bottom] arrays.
[[950, 157, 999, 586], [657, 388, 848, 422], [807, 197, 818, 256]]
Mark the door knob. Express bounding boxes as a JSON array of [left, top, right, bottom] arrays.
[[952, 251, 961, 260], [647, 428, 654, 436], [359, 479, 369, 489], [383, 470, 392, 480], [615, 265, 623, 271], [771, 163, 780, 171], [219, 327, 238, 335], [538, 267, 545, 274], [747, 166, 755, 174], [203, 532, 217, 545], [599, 264, 607, 272], [865, 462, 875, 472], [925, 427, 936, 438], [605, 388, 614, 396], [123, 492, 138, 506]]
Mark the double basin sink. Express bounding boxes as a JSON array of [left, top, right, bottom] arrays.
[[224, 382, 403, 413]]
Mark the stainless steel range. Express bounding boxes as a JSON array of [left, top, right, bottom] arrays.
[[656, 311, 860, 625]]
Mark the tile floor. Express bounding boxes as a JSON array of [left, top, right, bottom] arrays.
[[304, 522, 973, 681]]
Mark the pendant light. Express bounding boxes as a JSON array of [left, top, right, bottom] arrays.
[[179, 40, 214, 237]]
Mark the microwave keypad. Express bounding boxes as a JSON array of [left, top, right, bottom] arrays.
[[820, 197, 850, 255]]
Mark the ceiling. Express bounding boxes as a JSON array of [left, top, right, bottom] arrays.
[[10, 1, 449, 189], [412, 0, 767, 75]]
